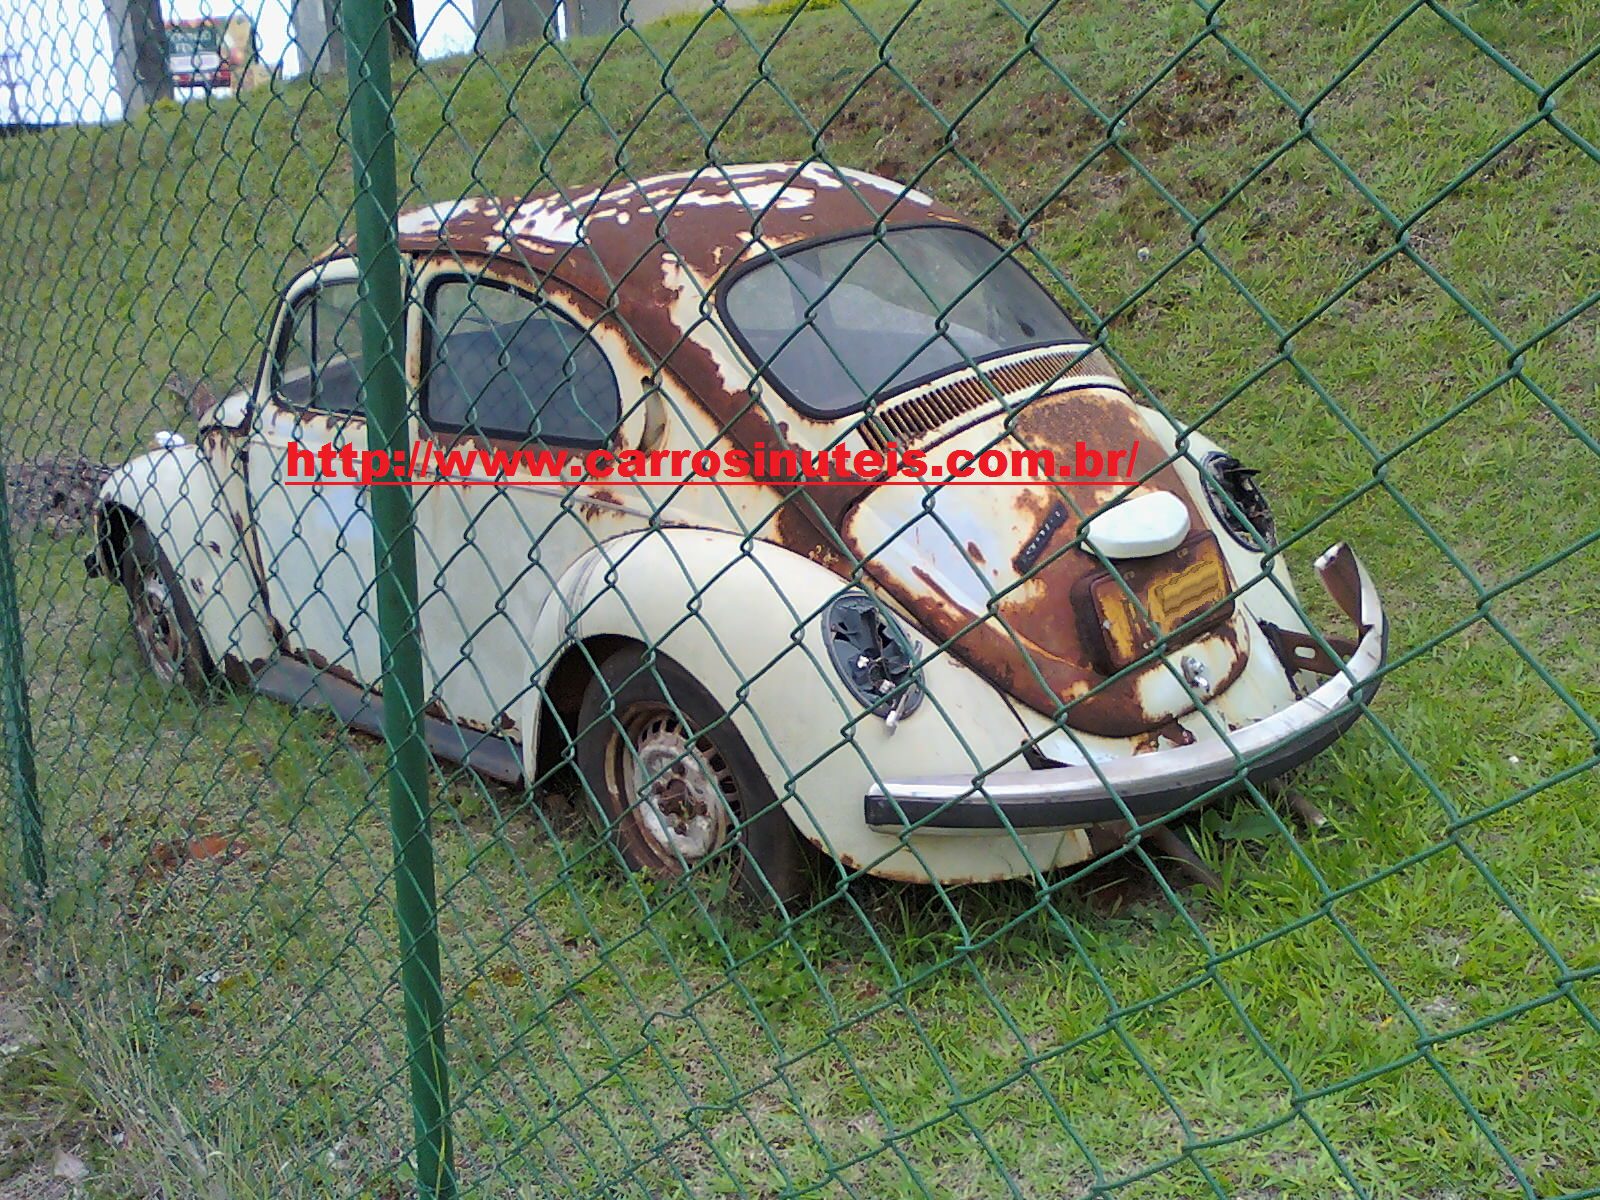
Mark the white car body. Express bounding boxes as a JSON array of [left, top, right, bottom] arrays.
[[91, 164, 1386, 887]]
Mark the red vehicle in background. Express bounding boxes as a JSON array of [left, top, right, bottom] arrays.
[[165, 15, 263, 95]]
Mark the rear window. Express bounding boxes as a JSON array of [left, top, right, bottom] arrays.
[[721, 226, 1081, 417]]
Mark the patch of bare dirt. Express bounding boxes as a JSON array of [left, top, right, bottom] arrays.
[[1130, 57, 1251, 154], [5, 456, 110, 541], [5, 456, 110, 540]]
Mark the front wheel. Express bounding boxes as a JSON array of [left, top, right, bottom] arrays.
[[575, 646, 809, 912], [119, 524, 213, 695]]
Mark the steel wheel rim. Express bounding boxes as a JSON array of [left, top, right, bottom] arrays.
[[131, 571, 183, 685], [604, 702, 736, 872]]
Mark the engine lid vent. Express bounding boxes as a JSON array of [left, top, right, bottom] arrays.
[[857, 345, 1123, 453]]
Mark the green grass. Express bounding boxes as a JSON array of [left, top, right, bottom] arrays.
[[2, 0, 1599, 1195]]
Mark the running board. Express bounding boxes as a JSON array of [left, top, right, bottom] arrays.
[[252, 657, 525, 786]]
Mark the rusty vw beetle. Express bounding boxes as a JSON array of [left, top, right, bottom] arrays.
[[89, 162, 1386, 904]]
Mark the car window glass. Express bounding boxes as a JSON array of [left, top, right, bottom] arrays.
[[723, 226, 1081, 416], [424, 281, 619, 446], [273, 279, 366, 415]]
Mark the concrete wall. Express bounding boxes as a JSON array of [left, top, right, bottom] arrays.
[[101, 0, 173, 114], [473, 0, 556, 52], [477, 0, 767, 48], [270, 0, 767, 81], [619, 0, 758, 26], [292, 0, 344, 77]]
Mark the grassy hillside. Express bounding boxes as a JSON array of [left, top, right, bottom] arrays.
[[1, 0, 1598, 1195]]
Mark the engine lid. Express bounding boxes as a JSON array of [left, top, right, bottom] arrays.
[[840, 387, 1246, 737]]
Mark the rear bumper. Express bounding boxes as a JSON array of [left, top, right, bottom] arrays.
[[864, 543, 1386, 834]]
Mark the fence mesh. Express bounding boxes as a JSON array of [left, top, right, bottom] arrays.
[[1, 0, 1598, 1195]]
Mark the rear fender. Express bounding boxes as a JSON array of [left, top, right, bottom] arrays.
[[521, 528, 1096, 884]]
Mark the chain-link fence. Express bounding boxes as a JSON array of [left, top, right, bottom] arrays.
[[1, 0, 1598, 1195]]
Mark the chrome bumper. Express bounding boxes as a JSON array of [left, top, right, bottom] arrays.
[[864, 543, 1387, 834]]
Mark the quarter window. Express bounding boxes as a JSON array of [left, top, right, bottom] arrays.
[[272, 279, 366, 415], [424, 281, 619, 446]]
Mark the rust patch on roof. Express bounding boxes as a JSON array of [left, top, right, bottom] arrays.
[[351, 163, 959, 377]]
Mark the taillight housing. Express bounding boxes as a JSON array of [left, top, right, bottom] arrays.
[[1072, 532, 1235, 674], [1201, 452, 1276, 551]]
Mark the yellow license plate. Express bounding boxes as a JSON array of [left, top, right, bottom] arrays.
[[1086, 536, 1231, 670]]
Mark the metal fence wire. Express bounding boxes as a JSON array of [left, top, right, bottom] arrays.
[[1, 0, 1598, 1195]]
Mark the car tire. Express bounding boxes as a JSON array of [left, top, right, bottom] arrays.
[[575, 645, 809, 912], [119, 524, 213, 695]]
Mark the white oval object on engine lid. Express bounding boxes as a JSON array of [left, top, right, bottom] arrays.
[[1081, 490, 1191, 559]]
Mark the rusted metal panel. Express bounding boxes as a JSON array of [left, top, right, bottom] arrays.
[[842, 388, 1246, 736], [345, 166, 960, 522]]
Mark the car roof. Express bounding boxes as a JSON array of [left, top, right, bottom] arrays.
[[332, 161, 968, 436], [382, 161, 963, 329], [393, 161, 957, 270]]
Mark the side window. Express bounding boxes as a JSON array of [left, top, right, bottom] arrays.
[[423, 279, 619, 447], [272, 279, 366, 415]]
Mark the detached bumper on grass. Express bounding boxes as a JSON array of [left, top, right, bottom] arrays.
[[864, 543, 1387, 834]]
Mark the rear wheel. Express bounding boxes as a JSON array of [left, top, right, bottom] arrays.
[[119, 524, 213, 695], [576, 646, 808, 911]]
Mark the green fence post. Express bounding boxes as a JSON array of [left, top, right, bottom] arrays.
[[0, 454, 44, 900], [338, 3, 456, 1197]]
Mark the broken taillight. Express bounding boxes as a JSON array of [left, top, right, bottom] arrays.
[[1073, 532, 1234, 674]]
